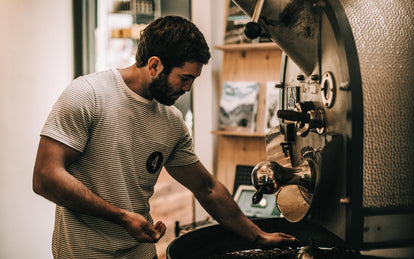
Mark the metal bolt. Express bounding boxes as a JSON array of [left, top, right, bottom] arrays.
[[339, 81, 351, 91]]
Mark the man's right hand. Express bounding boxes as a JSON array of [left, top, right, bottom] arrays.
[[122, 211, 166, 243]]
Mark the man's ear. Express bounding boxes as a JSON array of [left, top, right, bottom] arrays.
[[148, 56, 164, 77]]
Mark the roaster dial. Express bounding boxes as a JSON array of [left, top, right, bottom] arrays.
[[277, 102, 326, 137]]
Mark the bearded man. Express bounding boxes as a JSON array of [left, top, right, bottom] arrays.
[[33, 16, 298, 259]]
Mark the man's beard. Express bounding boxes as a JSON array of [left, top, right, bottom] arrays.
[[148, 72, 185, 106]]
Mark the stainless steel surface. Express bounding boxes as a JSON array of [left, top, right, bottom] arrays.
[[251, 160, 313, 194], [276, 184, 312, 223], [233, 0, 319, 76], [250, 160, 315, 220], [250, 0, 264, 23], [340, 0, 414, 210], [363, 214, 414, 243], [278, 104, 326, 136]]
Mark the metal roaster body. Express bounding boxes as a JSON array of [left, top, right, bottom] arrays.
[[239, 0, 414, 251], [167, 0, 414, 257]]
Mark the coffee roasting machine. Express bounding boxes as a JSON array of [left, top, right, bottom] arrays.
[[167, 0, 414, 258]]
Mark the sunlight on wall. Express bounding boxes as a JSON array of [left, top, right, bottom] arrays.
[[0, 1, 74, 258]]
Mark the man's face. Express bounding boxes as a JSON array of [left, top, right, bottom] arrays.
[[149, 62, 203, 105]]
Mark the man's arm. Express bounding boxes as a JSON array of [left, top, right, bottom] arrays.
[[32, 136, 165, 243], [166, 161, 298, 247]]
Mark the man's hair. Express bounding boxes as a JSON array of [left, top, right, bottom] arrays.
[[136, 16, 211, 74]]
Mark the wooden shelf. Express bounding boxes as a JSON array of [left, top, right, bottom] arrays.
[[213, 34, 282, 192], [214, 42, 280, 52], [211, 130, 265, 138]]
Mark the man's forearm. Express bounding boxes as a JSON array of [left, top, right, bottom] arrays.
[[33, 167, 128, 226], [167, 162, 298, 247], [33, 166, 166, 242], [195, 181, 264, 242]]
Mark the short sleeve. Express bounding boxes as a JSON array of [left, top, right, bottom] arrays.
[[41, 77, 96, 152], [164, 114, 199, 167]]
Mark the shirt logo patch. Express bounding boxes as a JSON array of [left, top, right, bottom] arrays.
[[146, 152, 163, 174]]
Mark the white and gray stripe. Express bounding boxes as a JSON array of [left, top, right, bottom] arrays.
[[42, 68, 198, 258]]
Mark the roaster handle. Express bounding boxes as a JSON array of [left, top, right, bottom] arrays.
[[277, 110, 310, 123], [252, 185, 265, 204], [244, 0, 267, 39]]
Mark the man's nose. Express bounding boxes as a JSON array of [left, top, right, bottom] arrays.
[[181, 83, 192, 92]]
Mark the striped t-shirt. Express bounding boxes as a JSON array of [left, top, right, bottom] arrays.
[[41, 68, 199, 258]]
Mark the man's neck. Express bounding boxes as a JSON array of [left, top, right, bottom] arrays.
[[118, 64, 152, 99]]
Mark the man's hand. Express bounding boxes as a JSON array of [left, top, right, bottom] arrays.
[[122, 211, 166, 243], [256, 232, 301, 248]]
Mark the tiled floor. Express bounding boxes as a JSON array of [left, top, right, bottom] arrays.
[[150, 168, 194, 259]]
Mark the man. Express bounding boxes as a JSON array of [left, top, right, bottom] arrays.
[[33, 16, 298, 259]]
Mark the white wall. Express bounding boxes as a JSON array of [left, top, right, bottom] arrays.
[[0, 0, 225, 256], [0, 0, 74, 258], [191, 0, 226, 221], [192, 0, 226, 170]]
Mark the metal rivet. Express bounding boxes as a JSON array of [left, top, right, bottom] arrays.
[[339, 81, 351, 91]]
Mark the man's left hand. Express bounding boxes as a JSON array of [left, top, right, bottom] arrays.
[[256, 232, 301, 248]]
